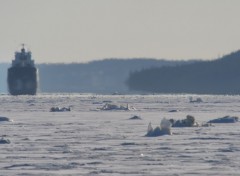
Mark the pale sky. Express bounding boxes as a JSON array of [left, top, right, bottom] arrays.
[[1, 0, 240, 63]]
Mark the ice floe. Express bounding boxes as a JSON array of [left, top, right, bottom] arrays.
[[168, 109, 179, 112], [0, 137, 10, 144], [100, 103, 135, 111], [169, 115, 211, 127], [50, 107, 71, 112], [208, 116, 239, 123], [189, 97, 203, 103], [169, 115, 197, 127], [129, 115, 142, 120], [146, 118, 172, 137], [0, 116, 12, 122]]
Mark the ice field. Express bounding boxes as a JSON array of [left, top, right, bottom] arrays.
[[0, 93, 240, 176]]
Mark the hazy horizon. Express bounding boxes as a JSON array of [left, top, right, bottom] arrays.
[[1, 0, 240, 63]]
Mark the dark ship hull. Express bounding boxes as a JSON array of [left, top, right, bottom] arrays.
[[7, 66, 38, 95]]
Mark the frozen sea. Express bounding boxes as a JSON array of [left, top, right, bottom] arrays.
[[0, 93, 240, 176]]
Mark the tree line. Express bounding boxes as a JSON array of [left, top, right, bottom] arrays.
[[126, 50, 240, 94]]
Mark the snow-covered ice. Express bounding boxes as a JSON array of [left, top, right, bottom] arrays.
[[146, 118, 172, 137], [0, 93, 240, 175], [0, 116, 11, 122], [208, 115, 239, 123]]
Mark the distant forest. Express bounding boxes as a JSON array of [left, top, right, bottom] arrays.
[[127, 51, 240, 94], [37, 59, 189, 93], [0, 59, 191, 93]]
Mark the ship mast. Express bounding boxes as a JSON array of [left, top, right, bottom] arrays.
[[21, 43, 25, 53]]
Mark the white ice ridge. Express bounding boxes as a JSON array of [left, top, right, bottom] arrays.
[[146, 118, 172, 137], [100, 103, 135, 111], [50, 107, 71, 112]]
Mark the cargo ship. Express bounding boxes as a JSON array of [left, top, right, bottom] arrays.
[[7, 44, 38, 95]]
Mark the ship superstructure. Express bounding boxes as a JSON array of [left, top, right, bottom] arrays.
[[7, 44, 38, 95]]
